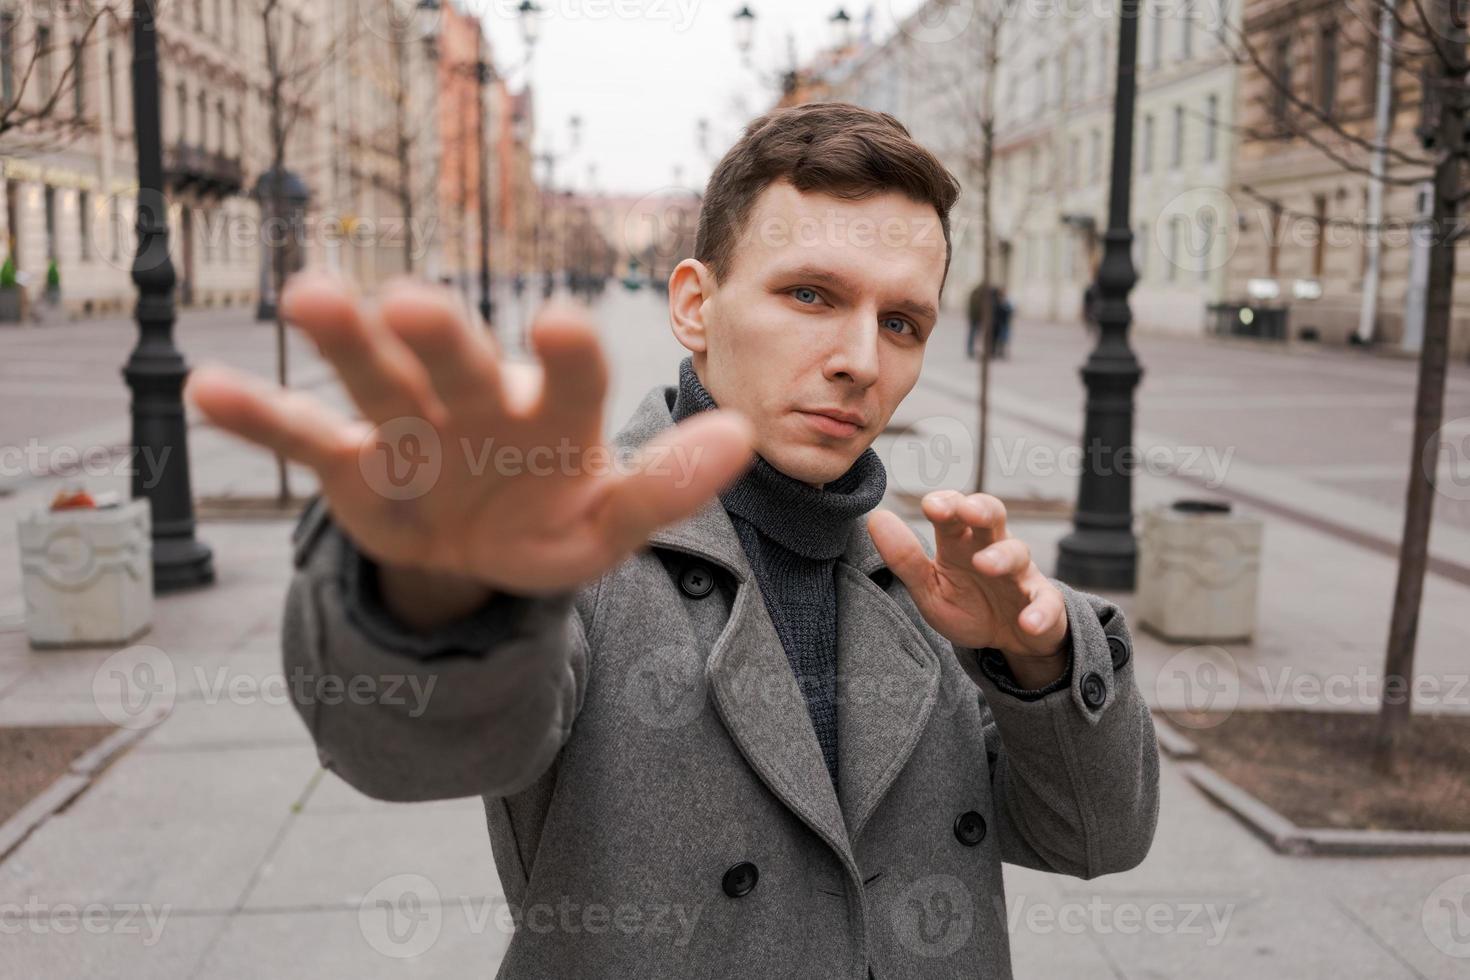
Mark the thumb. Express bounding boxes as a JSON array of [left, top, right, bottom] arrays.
[[867, 510, 933, 597], [599, 410, 755, 552]]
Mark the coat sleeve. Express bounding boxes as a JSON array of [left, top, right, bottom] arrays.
[[958, 579, 1160, 879], [280, 496, 592, 802]]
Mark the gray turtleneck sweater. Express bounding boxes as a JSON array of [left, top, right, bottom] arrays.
[[670, 358, 886, 787]]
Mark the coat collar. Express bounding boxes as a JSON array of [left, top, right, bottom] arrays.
[[612, 382, 940, 861], [612, 384, 889, 579]]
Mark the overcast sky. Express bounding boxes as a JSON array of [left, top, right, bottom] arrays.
[[476, 0, 928, 197]]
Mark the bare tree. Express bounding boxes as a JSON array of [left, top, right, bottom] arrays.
[[255, 0, 357, 503], [0, 2, 122, 155], [1215, 0, 1457, 765]]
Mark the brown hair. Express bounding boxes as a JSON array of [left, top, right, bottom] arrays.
[[695, 101, 962, 289]]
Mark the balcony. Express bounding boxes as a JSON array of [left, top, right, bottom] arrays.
[[163, 143, 245, 198]]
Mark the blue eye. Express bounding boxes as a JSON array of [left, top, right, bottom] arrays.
[[883, 316, 915, 335], [791, 287, 820, 304]]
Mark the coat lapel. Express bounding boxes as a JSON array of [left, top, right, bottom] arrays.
[[618, 385, 942, 857], [833, 523, 943, 840], [624, 386, 852, 862]]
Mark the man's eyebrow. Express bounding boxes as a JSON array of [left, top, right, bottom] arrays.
[[774, 264, 938, 322]]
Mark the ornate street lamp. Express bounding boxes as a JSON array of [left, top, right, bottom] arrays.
[[1055, 0, 1145, 591], [830, 7, 853, 48], [733, 5, 756, 61], [125, 0, 213, 592]]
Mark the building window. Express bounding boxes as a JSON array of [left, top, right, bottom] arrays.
[[197, 90, 207, 149], [1134, 223, 1148, 279], [177, 82, 188, 143], [1317, 22, 1338, 118], [1172, 104, 1184, 168], [1, 13, 14, 105], [106, 47, 116, 122], [37, 26, 54, 97], [1205, 93, 1219, 162], [78, 190, 92, 261], [1182, 5, 1194, 61], [1167, 216, 1180, 282], [218, 99, 227, 154], [73, 40, 85, 117], [1199, 210, 1214, 282], [1267, 203, 1284, 276], [1272, 35, 1292, 129], [1090, 128, 1102, 182], [1312, 193, 1328, 278], [1141, 113, 1155, 173], [44, 186, 57, 261], [1069, 136, 1080, 187], [1150, 1, 1163, 68]]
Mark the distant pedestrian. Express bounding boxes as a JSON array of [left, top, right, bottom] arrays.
[[1082, 280, 1101, 338], [991, 286, 1014, 360], [966, 281, 986, 359]]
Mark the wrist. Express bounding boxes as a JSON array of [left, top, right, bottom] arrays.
[[378, 562, 496, 633]]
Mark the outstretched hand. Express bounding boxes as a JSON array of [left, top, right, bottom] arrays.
[[868, 491, 1070, 690], [187, 273, 755, 599]]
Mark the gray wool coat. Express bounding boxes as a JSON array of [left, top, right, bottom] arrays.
[[283, 383, 1161, 979]]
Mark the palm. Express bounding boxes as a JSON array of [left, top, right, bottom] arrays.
[[868, 491, 1068, 661], [188, 274, 753, 596]]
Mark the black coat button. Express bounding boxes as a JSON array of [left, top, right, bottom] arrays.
[[1107, 635, 1131, 671], [954, 811, 987, 847], [1081, 671, 1108, 709], [679, 564, 715, 599], [722, 862, 758, 897]]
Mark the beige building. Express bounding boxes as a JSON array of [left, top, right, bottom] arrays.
[[0, 0, 509, 320], [791, 1, 1243, 336]]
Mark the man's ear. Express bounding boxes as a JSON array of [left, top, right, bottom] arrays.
[[669, 258, 716, 354]]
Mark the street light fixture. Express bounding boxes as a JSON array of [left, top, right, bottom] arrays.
[[518, 0, 542, 47], [125, 0, 213, 592], [830, 7, 853, 48], [1055, 0, 1145, 591], [733, 5, 756, 60]]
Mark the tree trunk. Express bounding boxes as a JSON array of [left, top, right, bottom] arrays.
[[1375, 0, 1463, 768]]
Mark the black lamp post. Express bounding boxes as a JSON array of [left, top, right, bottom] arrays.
[[124, 0, 213, 592], [475, 56, 494, 328], [1055, 0, 1144, 591]]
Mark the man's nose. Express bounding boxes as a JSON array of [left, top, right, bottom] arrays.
[[823, 311, 881, 388]]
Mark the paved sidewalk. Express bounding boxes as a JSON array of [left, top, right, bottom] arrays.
[[2, 290, 1467, 977]]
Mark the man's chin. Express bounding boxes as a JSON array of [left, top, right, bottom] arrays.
[[761, 440, 868, 487]]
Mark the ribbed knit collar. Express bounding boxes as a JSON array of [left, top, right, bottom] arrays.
[[669, 357, 886, 561]]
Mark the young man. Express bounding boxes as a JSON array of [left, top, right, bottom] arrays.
[[190, 102, 1158, 979]]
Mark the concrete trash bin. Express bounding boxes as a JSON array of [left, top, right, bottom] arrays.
[[1137, 499, 1263, 643], [18, 498, 153, 648]]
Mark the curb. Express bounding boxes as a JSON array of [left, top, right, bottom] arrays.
[[0, 717, 158, 862], [1157, 725, 1470, 857]]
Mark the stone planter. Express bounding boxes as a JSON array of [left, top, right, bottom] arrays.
[[1137, 500, 1263, 643], [0, 286, 22, 323], [18, 499, 153, 648]]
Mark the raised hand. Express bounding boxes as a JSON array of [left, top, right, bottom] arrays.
[[187, 273, 754, 611], [867, 491, 1070, 690]]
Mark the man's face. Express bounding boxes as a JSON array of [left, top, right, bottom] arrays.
[[682, 180, 947, 486]]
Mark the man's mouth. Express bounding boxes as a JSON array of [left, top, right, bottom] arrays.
[[795, 408, 866, 439]]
